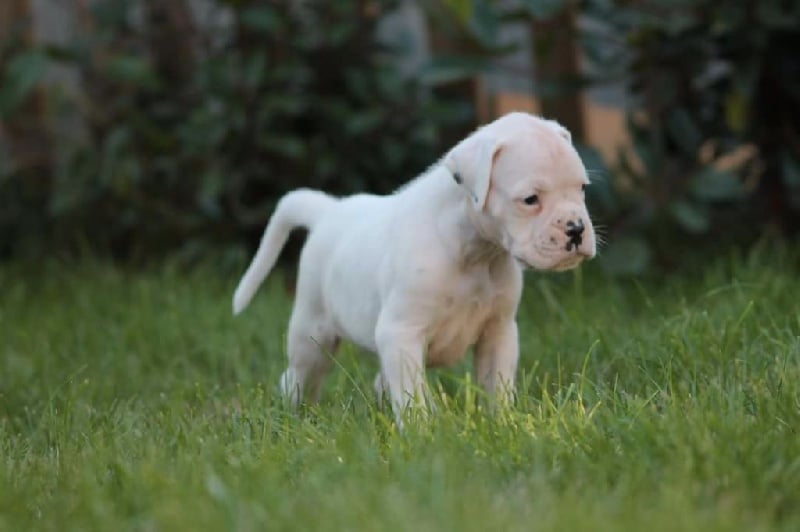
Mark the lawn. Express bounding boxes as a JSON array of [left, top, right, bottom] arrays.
[[1, 247, 799, 531]]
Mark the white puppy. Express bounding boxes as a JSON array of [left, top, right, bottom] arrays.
[[233, 112, 596, 417]]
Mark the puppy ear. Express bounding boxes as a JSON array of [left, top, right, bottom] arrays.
[[545, 119, 572, 143], [444, 135, 503, 209]]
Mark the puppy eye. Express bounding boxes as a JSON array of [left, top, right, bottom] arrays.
[[523, 194, 539, 206]]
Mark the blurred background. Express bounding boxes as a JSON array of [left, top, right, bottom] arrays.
[[1, 0, 798, 275]]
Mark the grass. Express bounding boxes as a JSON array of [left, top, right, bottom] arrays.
[[1, 246, 799, 531]]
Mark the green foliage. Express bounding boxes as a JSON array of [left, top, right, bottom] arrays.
[[3, 0, 799, 268], [2, 250, 800, 529], [0, 49, 48, 118], [431, 0, 800, 273], [0, 0, 465, 260], [581, 0, 800, 271]]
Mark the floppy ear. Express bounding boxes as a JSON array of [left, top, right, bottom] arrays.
[[545, 119, 572, 143], [444, 134, 503, 210]]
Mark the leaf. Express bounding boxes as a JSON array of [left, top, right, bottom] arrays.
[[103, 55, 159, 89], [756, 2, 799, 29], [468, 0, 501, 47], [669, 200, 710, 234], [628, 115, 657, 175], [99, 127, 132, 186], [781, 151, 800, 188], [264, 94, 308, 115], [242, 52, 267, 89], [442, 0, 472, 24], [711, 3, 746, 35], [581, 32, 627, 72], [666, 108, 702, 156], [663, 11, 697, 35], [197, 168, 224, 219], [600, 237, 651, 276], [263, 136, 306, 160], [724, 90, 747, 133], [689, 167, 745, 202], [240, 6, 283, 33], [520, 0, 566, 20], [49, 176, 92, 215], [346, 111, 384, 135], [0, 50, 49, 118], [420, 55, 493, 84]]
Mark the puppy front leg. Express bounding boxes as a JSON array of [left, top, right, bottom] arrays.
[[375, 318, 427, 422], [474, 317, 519, 407]]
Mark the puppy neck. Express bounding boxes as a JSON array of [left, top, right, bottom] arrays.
[[430, 166, 509, 269], [459, 201, 508, 268]]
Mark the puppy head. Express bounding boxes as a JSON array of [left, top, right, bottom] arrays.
[[444, 112, 596, 271]]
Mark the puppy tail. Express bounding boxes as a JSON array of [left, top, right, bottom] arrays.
[[232, 188, 335, 315]]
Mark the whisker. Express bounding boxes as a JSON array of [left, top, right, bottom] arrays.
[[585, 169, 609, 183]]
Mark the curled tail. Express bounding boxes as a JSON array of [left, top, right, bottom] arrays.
[[232, 188, 336, 314]]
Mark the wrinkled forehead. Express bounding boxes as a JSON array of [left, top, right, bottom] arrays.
[[494, 128, 588, 191]]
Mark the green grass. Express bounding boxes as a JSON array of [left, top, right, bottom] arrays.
[[1, 247, 799, 531]]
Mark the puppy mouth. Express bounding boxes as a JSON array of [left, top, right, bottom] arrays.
[[514, 254, 583, 271], [514, 256, 532, 269], [552, 256, 584, 271]]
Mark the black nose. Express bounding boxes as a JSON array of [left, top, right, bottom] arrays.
[[565, 219, 584, 250], [566, 219, 584, 238]]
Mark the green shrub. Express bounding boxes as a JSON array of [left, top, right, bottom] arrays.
[[581, 0, 800, 271], [3, 0, 799, 268], [433, 0, 800, 272], [0, 0, 467, 260]]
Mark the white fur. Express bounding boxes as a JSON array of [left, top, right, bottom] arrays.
[[233, 112, 596, 420]]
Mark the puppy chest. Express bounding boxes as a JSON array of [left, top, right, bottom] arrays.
[[425, 299, 493, 367]]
